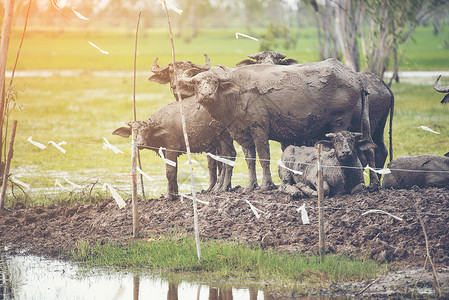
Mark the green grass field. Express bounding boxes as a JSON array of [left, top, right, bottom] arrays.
[[4, 25, 449, 206]]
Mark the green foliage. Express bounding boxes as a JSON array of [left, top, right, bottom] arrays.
[[70, 235, 382, 285]]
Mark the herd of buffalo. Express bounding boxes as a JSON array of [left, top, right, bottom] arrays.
[[113, 51, 449, 200]]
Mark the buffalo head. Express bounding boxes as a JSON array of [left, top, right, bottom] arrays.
[[112, 121, 167, 150], [149, 54, 211, 100], [236, 51, 298, 67], [318, 131, 376, 163], [434, 75, 449, 104], [180, 66, 233, 108]]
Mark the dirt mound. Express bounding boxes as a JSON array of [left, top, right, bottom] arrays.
[[1, 187, 448, 266]]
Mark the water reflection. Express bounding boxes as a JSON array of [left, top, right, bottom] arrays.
[[2, 253, 304, 299]]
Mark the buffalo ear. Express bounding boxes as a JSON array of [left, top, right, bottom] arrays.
[[148, 73, 170, 84], [357, 140, 377, 151], [112, 126, 132, 138], [444, 151, 449, 157], [315, 140, 333, 151], [236, 59, 255, 67], [282, 58, 298, 65]]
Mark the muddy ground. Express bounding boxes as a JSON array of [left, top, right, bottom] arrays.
[[1, 186, 448, 297]]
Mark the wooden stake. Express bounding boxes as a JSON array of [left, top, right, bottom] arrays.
[[0, 120, 17, 210], [131, 126, 140, 237], [317, 143, 325, 261], [162, 0, 201, 261]]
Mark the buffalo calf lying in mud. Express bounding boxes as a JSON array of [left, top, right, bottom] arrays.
[[279, 131, 376, 197], [382, 154, 449, 189], [113, 96, 236, 200]]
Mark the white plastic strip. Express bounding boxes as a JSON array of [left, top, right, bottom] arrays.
[[235, 32, 259, 41], [11, 176, 30, 190], [102, 137, 124, 154], [362, 209, 404, 221], [158, 147, 176, 167], [277, 159, 303, 175], [158, 0, 183, 15], [54, 179, 68, 190], [63, 176, 82, 189], [245, 199, 261, 219], [102, 183, 126, 209], [419, 126, 439, 134], [88, 41, 109, 55], [367, 166, 391, 174], [27, 136, 46, 149], [181, 194, 209, 205], [48, 141, 67, 154], [137, 167, 154, 181], [71, 7, 89, 20], [296, 204, 310, 225], [206, 153, 235, 167]]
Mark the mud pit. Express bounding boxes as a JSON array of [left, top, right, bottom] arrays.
[[1, 187, 448, 296]]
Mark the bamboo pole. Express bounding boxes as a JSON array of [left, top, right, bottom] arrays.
[[317, 144, 325, 261], [132, 10, 146, 201], [162, 0, 201, 261], [0, 120, 17, 210], [131, 126, 140, 237]]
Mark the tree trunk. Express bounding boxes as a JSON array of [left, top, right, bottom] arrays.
[[0, 0, 15, 165]]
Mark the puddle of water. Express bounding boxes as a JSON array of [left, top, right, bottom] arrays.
[[2, 254, 337, 300]]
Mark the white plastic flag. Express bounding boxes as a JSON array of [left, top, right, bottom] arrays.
[[48, 141, 67, 154], [158, 0, 183, 15], [244, 199, 262, 219], [102, 137, 124, 154], [277, 159, 303, 175], [27, 136, 46, 149], [235, 32, 259, 41], [137, 167, 153, 181], [72, 7, 89, 20], [63, 176, 82, 189], [181, 194, 209, 205], [102, 183, 126, 209], [158, 147, 176, 167], [297, 204, 310, 225], [419, 126, 439, 134], [55, 179, 68, 190], [11, 176, 30, 190], [206, 153, 235, 167], [362, 209, 403, 221], [367, 166, 391, 175], [88, 41, 109, 55]]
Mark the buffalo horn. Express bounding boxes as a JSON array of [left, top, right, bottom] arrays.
[[150, 57, 168, 73], [434, 75, 449, 93], [191, 54, 211, 70]]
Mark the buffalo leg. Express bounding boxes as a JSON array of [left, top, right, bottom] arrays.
[[165, 152, 179, 200], [206, 155, 218, 191], [253, 130, 276, 190], [242, 144, 258, 192], [215, 139, 236, 192]]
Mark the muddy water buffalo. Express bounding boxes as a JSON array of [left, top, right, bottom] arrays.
[[382, 155, 449, 189], [149, 55, 211, 101], [237, 52, 394, 172], [434, 75, 449, 104], [112, 96, 236, 200], [180, 58, 377, 192], [279, 131, 376, 197]]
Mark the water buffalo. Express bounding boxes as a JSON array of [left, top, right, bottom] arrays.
[[112, 96, 236, 200], [180, 58, 377, 192], [279, 131, 376, 197], [237, 52, 394, 173], [149, 55, 211, 101], [434, 75, 449, 104], [382, 155, 449, 189]]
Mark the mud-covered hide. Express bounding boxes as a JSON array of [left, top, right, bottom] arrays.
[[112, 96, 236, 200], [434, 75, 449, 104], [180, 58, 374, 192], [350, 71, 395, 170], [148, 54, 211, 101], [236, 51, 298, 67], [279, 131, 375, 197], [382, 155, 449, 189]]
